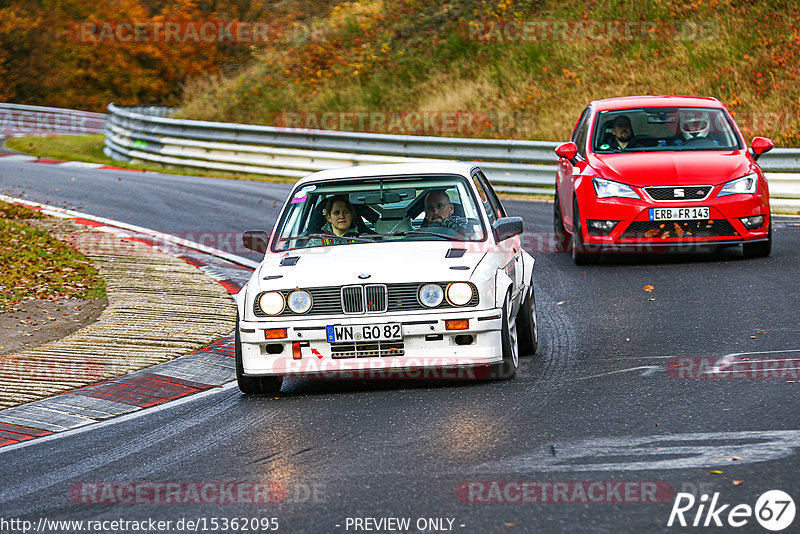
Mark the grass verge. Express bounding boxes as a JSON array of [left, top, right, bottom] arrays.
[[0, 201, 106, 311]]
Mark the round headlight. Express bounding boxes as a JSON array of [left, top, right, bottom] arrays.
[[418, 283, 444, 308], [258, 291, 285, 316], [447, 282, 473, 306], [287, 290, 312, 314]]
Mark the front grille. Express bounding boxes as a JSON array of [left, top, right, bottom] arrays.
[[644, 186, 712, 201], [342, 286, 365, 314], [365, 285, 387, 312], [620, 219, 738, 240], [330, 341, 405, 358], [254, 283, 479, 317]]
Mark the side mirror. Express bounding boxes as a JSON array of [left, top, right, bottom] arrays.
[[492, 217, 524, 243], [555, 142, 578, 164], [242, 231, 269, 254], [751, 137, 774, 160]]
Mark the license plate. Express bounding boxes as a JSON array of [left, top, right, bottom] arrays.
[[326, 323, 402, 343], [649, 206, 710, 221]]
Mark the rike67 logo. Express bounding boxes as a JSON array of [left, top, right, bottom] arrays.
[[668, 490, 795, 531]]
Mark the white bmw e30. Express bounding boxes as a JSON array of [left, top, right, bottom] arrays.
[[234, 162, 537, 394]]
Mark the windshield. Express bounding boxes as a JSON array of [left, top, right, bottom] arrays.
[[272, 174, 486, 251], [592, 107, 742, 153]]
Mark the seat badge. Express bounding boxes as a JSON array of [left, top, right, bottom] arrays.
[[674, 188, 685, 198]]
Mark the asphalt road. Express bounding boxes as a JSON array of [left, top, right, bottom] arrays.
[[2, 160, 800, 533]]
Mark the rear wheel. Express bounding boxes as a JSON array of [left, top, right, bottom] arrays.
[[553, 191, 569, 252], [235, 313, 283, 394], [517, 281, 538, 356], [489, 292, 519, 380], [572, 200, 601, 265], [742, 220, 772, 258]]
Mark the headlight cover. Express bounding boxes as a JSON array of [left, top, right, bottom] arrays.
[[419, 283, 444, 308], [719, 173, 758, 196], [446, 282, 474, 306], [258, 291, 285, 316], [287, 290, 312, 314], [593, 177, 639, 199]]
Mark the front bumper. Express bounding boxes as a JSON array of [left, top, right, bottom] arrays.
[[578, 187, 770, 249], [239, 309, 503, 378]]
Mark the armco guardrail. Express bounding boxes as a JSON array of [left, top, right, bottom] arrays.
[[104, 104, 800, 209], [0, 103, 106, 137]]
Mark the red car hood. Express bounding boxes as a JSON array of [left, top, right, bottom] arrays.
[[590, 150, 753, 187]]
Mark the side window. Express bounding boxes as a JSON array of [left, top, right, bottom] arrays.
[[572, 107, 592, 158], [475, 170, 506, 220], [472, 172, 496, 224]]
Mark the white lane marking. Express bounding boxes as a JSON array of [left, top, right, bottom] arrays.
[[571, 366, 661, 381], [0, 382, 239, 455], [475, 429, 800, 472], [620, 348, 800, 360], [0, 193, 259, 269]]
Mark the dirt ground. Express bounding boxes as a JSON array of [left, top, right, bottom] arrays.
[[0, 298, 106, 357]]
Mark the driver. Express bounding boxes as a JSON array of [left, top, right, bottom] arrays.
[[607, 115, 640, 150], [422, 190, 469, 235]]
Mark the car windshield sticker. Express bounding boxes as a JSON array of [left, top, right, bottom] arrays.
[[600, 144, 610, 149], [291, 185, 315, 204]]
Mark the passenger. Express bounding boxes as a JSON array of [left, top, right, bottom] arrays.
[[422, 190, 468, 235], [308, 195, 361, 246]]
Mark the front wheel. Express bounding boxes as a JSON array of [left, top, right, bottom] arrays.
[[489, 292, 519, 380], [235, 313, 283, 394], [742, 221, 772, 258], [517, 282, 538, 356], [572, 200, 601, 265]]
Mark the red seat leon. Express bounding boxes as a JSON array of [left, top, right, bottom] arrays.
[[554, 96, 774, 264]]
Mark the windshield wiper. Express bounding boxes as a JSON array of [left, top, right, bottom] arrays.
[[279, 233, 376, 243], [371, 230, 466, 241]]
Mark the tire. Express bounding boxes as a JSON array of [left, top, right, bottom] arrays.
[[553, 191, 569, 252], [742, 220, 772, 258], [235, 312, 283, 394], [516, 281, 538, 356], [489, 292, 519, 380], [572, 200, 600, 265]]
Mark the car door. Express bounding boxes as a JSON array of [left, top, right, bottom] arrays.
[[473, 170, 524, 306]]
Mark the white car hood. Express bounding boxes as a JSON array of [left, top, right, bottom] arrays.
[[254, 241, 486, 289]]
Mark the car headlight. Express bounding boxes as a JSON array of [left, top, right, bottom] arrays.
[[719, 173, 758, 196], [258, 291, 285, 315], [446, 282, 474, 306], [287, 290, 312, 314], [593, 177, 639, 199], [418, 283, 444, 308]]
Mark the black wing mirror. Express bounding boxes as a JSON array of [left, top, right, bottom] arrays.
[[492, 217, 524, 243], [242, 231, 269, 254]]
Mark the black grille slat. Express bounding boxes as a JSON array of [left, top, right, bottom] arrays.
[[644, 186, 711, 201], [620, 219, 738, 239]]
